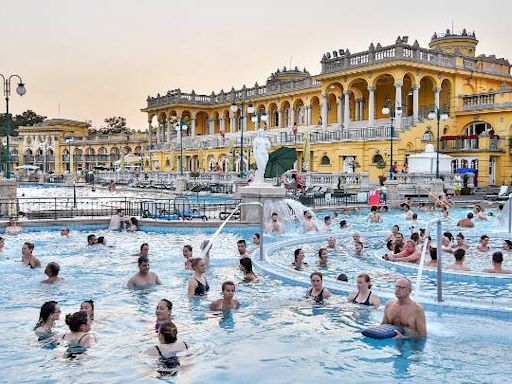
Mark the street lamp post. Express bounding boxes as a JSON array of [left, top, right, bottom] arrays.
[[175, 118, 188, 176], [230, 99, 254, 178], [0, 74, 26, 179], [381, 98, 402, 180], [428, 107, 449, 178]]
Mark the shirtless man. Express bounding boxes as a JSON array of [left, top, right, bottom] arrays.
[[237, 240, 250, 259], [457, 212, 475, 228], [322, 216, 332, 232], [209, 281, 240, 310], [41, 262, 64, 284], [446, 249, 471, 271], [385, 240, 421, 263], [267, 212, 284, 235], [127, 256, 162, 287], [367, 206, 382, 223], [326, 236, 338, 251], [382, 278, 427, 338], [483, 251, 512, 274], [132, 243, 150, 257], [476, 235, 490, 252], [303, 210, 319, 232], [5, 217, 22, 236]]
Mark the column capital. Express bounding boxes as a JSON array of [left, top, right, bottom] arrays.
[[412, 84, 420, 90], [394, 81, 403, 88], [343, 90, 351, 96], [433, 86, 441, 93], [321, 92, 327, 99], [367, 85, 376, 92]]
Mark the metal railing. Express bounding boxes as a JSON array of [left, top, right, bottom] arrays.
[[0, 196, 241, 221]]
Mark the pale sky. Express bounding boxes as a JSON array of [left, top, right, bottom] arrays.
[[1, 0, 511, 130]]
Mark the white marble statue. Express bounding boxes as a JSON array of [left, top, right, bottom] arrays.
[[253, 128, 271, 184]]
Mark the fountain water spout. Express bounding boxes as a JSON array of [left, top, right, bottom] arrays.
[[414, 218, 443, 302]]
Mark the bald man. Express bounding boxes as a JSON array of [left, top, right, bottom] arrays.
[[382, 278, 427, 339]]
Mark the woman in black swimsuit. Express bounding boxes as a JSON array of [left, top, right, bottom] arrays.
[[187, 258, 210, 296], [21, 242, 41, 269], [62, 311, 94, 351], [307, 272, 331, 304], [347, 273, 380, 307]]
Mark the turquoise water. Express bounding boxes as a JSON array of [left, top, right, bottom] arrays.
[[1, 225, 512, 383]]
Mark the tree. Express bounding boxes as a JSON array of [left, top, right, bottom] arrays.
[[93, 116, 130, 134], [0, 110, 46, 136]]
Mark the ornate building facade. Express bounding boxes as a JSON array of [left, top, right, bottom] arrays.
[[142, 29, 512, 186]]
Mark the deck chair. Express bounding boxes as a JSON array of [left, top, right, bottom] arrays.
[[485, 185, 510, 201], [174, 197, 207, 221]]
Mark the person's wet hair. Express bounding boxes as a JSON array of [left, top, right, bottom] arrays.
[[253, 233, 260, 240], [480, 234, 489, 241], [221, 281, 235, 292], [386, 240, 394, 251], [310, 271, 323, 281], [87, 234, 96, 244], [159, 321, 178, 344], [190, 257, 204, 270], [138, 256, 149, 265], [456, 232, 465, 240], [293, 248, 302, 263], [444, 232, 453, 241], [340, 220, 347, 227], [467, 212, 474, 219], [504, 240, 512, 249], [46, 262, 60, 277], [237, 239, 246, 246], [160, 299, 173, 311], [410, 232, 420, 242], [357, 273, 372, 289], [454, 249, 466, 261], [430, 248, 438, 261], [183, 244, 192, 252], [141, 243, 149, 251], [81, 300, 95, 320], [24, 242, 34, 251], [34, 301, 58, 330], [240, 257, 253, 273], [324, 216, 331, 223], [97, 236, 106, 245], [337, 273, 348, 282], [492, 251, 504, 264], [65, 311, 89, 332], [318, 248, 327, 258]]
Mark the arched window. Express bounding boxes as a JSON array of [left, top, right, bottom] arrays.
[[464, 121, 493, 136], [321, 154, 331, 165], [422, 131, 434, 141]]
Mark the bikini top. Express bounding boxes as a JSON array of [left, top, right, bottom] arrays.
[[307, 287, 325, 304], [194, 277, 209, 296], [352, 291, 372, 306]]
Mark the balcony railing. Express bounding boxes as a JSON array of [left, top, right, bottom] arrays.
[[459, 87, 512, 112], [440, 135, 504, 152]]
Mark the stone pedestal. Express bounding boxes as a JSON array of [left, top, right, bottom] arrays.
[[429, 179, 445, 202], [384, 180, 401, 208], [238, 184, 287, 223], [0, 179, 18, 217], [233, 180, 249, 199], [175, 177, 187, 193]]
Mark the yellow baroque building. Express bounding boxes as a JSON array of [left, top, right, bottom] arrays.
[[14, 119, 146, 175], [142, 29, 512, 187]]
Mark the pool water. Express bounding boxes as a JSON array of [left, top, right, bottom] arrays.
[[17, 184, 234, 204], [1, 226, 512, 383]]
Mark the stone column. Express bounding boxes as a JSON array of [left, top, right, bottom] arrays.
[[368, 86, 375, 127], [191, 118, 196, 137], [343, 91, 350, 129], [147, 120, 152, 149], [354, 99, 360, 122], [166, 119, 172, 144], [229, 112, 236, 133], [306, 106, 312, 126], [289, 107, 295, 126], [220, 117, 225, 132], [278, 110, 283, 128], [394, 81, 403, 129], [337, 97, 343, 126], [156, 124, 162, 145], [321, 93, 328, 129], [412, 84, 420, 123], [242, 114, 247, 132], [434, 87, 440, 111]]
